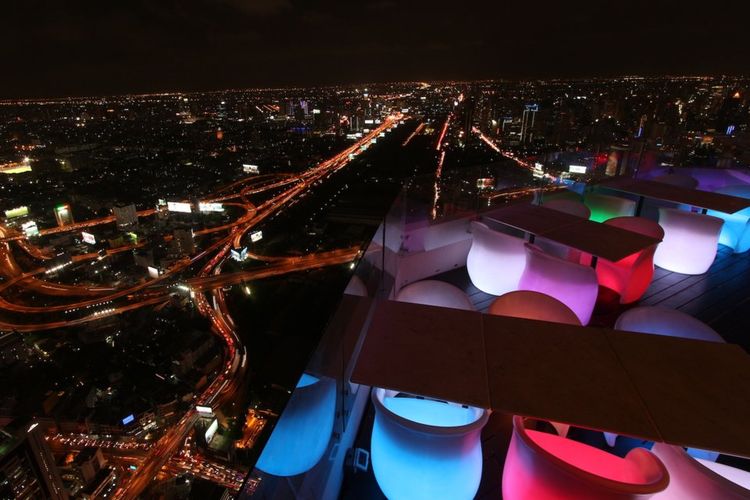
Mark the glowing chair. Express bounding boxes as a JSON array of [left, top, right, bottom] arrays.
[[603, 307, 723, 447], [707, 185, 750, 253], [537, 200, 591, 260], [651, 443, 750, 499], [584, 193, 637, 223], [370, 388, 490, 500], [395, 279, 475, 311], [503, 417, 669, 500], [488, 291, 581, 325], [255, 373, 336, 476], [519, 244, 599, 325], [653, 208, 724, 275], [653, 173, 699, 189], [466, 221, 526, 296], [595, 217, 664, 304]]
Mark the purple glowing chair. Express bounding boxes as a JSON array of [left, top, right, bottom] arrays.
[[602, 306, 724, 448], [584, 193, 637, 223], [595, 217, 664, 304], [344, 275, 368, 296], [653, 173, 699, 189], [370, 388, 490, 500], [466, 221, 526, 296], [488, 290, 581, 325], [651, 443, 750, 499], [519, 244, 599, 325], [653, 208, 724, 275], [707, 185, 750, 254], [395, 279, 475, 311], [502, 417, 670, 500], [537, 200, 592, 261]]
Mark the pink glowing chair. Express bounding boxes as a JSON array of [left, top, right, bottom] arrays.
[[651, 443, 750, 499], [488, 291, 581, 325], [466, 221, 526, 296], [653, 208, 724, 275], [395, 280, 475, 311], [344, 275, 368, 296], [537, 200, 591, 261], [502, 417, 670, 499], [653, 173, 699, 189], [519, 244, 599, 325], [584, 193, 637, 223], [595, 217, 664, 304]]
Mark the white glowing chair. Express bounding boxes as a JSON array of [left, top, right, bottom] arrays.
[[537, 200, 591, 261], [653, 208, 724, 275], [651, 443, 750, 499], [255, 373, 336, 476], [653, 173, 699, 189], [584, 193, 637, 223], [488, 291, 581, 325], [519, 244, 599, 325], [395, 280, 475, 311], [602, 307, 724, 448], [595, 217, 664, 304], [502, 417, 669, 499], [370, 388, 490, 500], [466, 221, 526, 296], [707, 185, 750, 254]]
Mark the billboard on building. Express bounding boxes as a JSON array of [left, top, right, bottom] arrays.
[[569, 165, 587, 174], [4, 206, 28, 219], [242, 164, 260, 174], [81, 232, 96, 245], [205, 419, 219, 444], [230, 247, 248, 262], [250, 231, 263, 243], [22, 221, 39, 237], [198, 202, 224, 213], [167, 201, 192, 213]]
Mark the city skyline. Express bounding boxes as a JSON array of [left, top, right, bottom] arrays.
[[2, 1, 749, 99]]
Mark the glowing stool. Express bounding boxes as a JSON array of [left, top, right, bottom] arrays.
[[584, 193, 637, 223], [488, 290, 580, 325], [396, 279, 474, 311], [653, 208, 724, 275]]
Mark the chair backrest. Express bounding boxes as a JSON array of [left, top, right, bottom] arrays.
[[466, 221, 527, 296], [396, 280, 475, 311], [544, 199, 591, 219], [651, 443, 750, 499], [503, 417, 669, 499], [584, 193, 637, 223], [615, 306, 724, 342], [654, 173, 699, 189], [488, 290, 581, 325], [519, 243, 599, 325]]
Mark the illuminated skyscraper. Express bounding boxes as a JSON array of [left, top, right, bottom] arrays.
[[520, 104, 538, 144]]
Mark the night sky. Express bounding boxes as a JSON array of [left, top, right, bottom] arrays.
[[2, 0, 748, 98]]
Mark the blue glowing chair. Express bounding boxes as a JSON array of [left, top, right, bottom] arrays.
[[707, 185, 750, 254], [370, 388, 489, 500]]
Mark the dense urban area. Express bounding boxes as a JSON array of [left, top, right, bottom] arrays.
[[1, 76, 749, 499]]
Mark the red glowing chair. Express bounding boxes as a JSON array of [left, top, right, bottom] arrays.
[[488, 291, 581, 326], [651, 443, 750, 499], [503, 417, 670, 500], [595, 217, 664, 304]]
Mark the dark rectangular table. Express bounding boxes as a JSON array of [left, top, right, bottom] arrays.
[[485, 203, 661, 265], [599, 178, 750, 215]]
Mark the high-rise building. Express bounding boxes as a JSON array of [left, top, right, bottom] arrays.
[[112, 203, 138, 230], [0, 420, 68, 500], [53, 204, 74, 227], [520, 104, 539, 144]]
